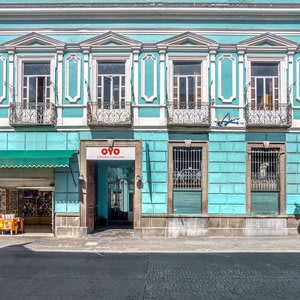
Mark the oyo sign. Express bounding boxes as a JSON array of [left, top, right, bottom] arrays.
[[86, 147, 135, 160]]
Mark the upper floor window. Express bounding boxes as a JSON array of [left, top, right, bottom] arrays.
[[250, 63, 279, 110], [173, 62, 201, 109], [22, 62, 51, 106], [97, 62, 126, 109]]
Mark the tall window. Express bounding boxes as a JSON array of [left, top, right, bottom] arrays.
[[248, 145, 286, 215], [22, 62, 51, 107], [97, 62, 126, 109], [169, 143, 208, 215], [250, 63, 279, 110], [173, 62, 201, 109]]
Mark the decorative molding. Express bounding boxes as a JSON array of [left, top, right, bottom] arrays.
[[65, 54, 81, 103], [296, 58, 300, 102], [141, 54, 157, 103], [218, 54, 237, 103], [0, 55, 7, 103], [3, 32, 65, 52]]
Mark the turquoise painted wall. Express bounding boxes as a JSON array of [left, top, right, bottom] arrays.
[[208, 132, 247, 214], [286, 133, 300, 215], [134, 131, 168, 214]]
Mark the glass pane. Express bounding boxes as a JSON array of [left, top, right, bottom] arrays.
[[174, 62, 201, 75], [188, 77, 195, 108], [251, 63, 278, 76], [265, 78, 273, 108], [179, 77, 186, 109], [24, 63, 50, 76], [256, 78, 264, 108], [37, 77, 45, 103], [113, 77, 120, 108], [103, 76, 111, 108], [28, 77, 36, 104], [98, 62, 125, 75]]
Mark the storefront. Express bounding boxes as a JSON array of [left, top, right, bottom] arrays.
[[0, 150, 76, 234], [79, 140, 142, 234]]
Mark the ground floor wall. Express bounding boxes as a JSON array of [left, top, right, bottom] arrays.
[[0, 130, 299, 237]]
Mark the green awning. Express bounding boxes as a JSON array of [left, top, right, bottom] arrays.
[[0, 150, 77, 168]]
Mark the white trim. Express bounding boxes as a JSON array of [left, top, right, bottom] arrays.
[[159, 50, 166, 121], [141, 54, 157, 103], [218, 54, 237, 103], [62, 117, 86, 126], [15, 54, 56, 104], [0, 55, 7, 103], [65, 54, 81, 103], [210, 51, 216, 127], [245, 54, 287, 105], [91, 54, 132, 104], [167, 54, 209, 105], [8, 52, 14, 104], [296, 58, 300, 102], [133, 117, 167, 128], [238, 51, 245, 121], [57, 51, 63, 126]]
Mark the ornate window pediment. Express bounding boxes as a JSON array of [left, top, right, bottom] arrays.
[[157, 32, 219, 51], [80, 31, 141, 51], [2, 32, 65, 52], [237, 32, 298, 52]]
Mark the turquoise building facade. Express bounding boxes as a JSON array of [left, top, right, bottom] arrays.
[[0, 0, 299, 236]]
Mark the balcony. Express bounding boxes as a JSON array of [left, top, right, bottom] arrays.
[[245, 103, 292, 128], [87, 103, 132, 126], [9, 103, 57, 126], [167, 103, 211, 127]]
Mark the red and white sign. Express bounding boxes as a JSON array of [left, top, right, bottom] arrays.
[[86, 147, 135, 160]]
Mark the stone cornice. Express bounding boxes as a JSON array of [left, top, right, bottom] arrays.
[[2, 3, 300, 21]]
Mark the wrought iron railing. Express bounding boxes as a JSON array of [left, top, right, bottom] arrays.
[[167, 103, 211, 127], [9, 102, 57, 126], [245, 103, 292, 128], [87, 102, 132, 126]]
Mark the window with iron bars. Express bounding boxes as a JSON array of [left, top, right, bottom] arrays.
[[251, 148, 281, 191], [96, 62, 126, 109], [173, 147, 202, 189], [173, 62, 202, 109], [250, 147, 283, 215]]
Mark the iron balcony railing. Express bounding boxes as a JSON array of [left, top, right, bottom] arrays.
[[87, 102, 132, 126], [9, 102, 57, 126], [245, 103, 292, 128], [167, 103, 211, 127]]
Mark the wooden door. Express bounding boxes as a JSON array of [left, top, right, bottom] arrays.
[[86, 161, 95, 233]]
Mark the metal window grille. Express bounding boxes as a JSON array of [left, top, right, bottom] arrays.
[[250, 147, 281, 191], [97, 63, 126, 110], [173, 147, 202, 189]]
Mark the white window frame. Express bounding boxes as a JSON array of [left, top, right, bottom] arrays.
[[91, 54, 132, 107], [245, 55, 287, 106], [167, 55, 209, 107], [16, 55, 56, 104]]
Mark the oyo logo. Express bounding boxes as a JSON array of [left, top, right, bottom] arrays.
[[101, 148, 121, 155]]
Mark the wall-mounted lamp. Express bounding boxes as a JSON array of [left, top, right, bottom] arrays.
[[107, 139, 114, 148]]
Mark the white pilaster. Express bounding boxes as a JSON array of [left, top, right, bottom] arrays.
[[159, 49, 166, 122], [83, 50, 90, 125], [8, 51, 15, 103], [238, 51, 245, 122], [57, 50, 64, 126], [133, 50, 139, 126], [210, 50, 216, 126], [288, 51, 294, 104]]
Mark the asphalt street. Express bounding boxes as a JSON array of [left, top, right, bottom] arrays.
[[0, 244, 299, 300]]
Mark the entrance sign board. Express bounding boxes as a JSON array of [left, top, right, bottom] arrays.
[[86, 147, 136, 160]]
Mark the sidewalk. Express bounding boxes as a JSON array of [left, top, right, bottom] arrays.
[[0, 233, 299, 253]]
